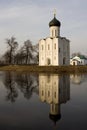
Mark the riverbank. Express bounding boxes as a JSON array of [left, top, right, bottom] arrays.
[[0, 65, 87, 73]]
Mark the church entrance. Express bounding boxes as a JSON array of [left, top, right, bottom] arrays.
[[73, 62, 75, 66], [47, 58, 51, 65]]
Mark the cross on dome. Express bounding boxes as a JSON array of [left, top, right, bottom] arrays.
[[54, 9, 56, 17]]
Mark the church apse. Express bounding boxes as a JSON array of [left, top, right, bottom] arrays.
[[39, 74, 70, 124]]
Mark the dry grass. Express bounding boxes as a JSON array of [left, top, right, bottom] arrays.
[[0, 65, 87, 73]]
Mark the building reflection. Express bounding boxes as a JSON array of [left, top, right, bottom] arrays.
[[39, 74, 70, 124], [70, 74, 85, 84]]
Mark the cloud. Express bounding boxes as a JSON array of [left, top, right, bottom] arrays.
[[0, 0, 87, 55]]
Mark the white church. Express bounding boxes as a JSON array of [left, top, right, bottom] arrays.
[[39, 13, 70, 66]]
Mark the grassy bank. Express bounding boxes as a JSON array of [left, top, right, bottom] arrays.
[[0, 65, 87, 73]]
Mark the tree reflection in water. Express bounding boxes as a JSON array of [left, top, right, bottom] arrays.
[[4, 72, 18, 103], [3, 72, 38, 102], [15, 73, 38, 99]]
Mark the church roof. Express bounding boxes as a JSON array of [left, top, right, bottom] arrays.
[[71, 55, 87, 60], [79, 55, 87, 60], [49, 16, 61, 27]]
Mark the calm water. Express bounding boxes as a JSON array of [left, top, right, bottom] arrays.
[[0, 71, 87, 130]]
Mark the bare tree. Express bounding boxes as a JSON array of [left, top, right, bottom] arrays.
[[14, 48, 25, 64], [32, 43, 39, 64], [71, 52, 81, 58], [22, 40, 34, 64], [6, 36, 18, 64], [3, 51, 10, 64]]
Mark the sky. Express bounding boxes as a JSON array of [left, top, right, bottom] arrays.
[[0, 0, 87, 56]]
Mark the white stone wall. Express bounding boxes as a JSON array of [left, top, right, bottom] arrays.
[[50, 26, 60, 37], [45, 38, 53, 65], [58, 37, 70, 65], [39, 39, 46, 66], [39, 38, 59, 66], [39, 37, 70, 66], [45, 38, 59, 66]]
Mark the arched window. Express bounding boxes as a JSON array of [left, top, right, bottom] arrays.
[[48, 91, 50, 97], [59, 48, 60, 53], [48, 44, 50, 50], [47, 75, 50, 83], [52, 30, 53, 37], [47, 58, 51, 65], [42, 45, 43, 50], [42, 90, 44, 96], [52, 104, 54, 111], [55, 30, 56, 36], [54, 92, 56, 98], [54, 43, 56, 49], [54, 56, 56, 60]]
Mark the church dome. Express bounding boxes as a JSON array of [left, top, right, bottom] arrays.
[[49, 16, 61, 27]]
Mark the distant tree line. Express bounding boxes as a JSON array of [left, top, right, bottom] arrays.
[[0, 36, 39, 65], [71, 52, 87, 59], [71, 52, 82, 58]]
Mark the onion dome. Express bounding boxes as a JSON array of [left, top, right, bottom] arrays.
[[49, 14, 61, 27]]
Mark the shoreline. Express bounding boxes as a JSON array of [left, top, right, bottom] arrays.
[[0, 65, 87, 73]]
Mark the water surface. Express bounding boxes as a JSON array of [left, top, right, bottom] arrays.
[[0, 72, 87, 130]]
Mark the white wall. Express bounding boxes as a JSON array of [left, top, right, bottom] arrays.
[[39, 37, 70, 66], [45, 38, 53, 65], [39, 39, 46, 66], [52, 38, 59, 65], [50, 26, 60, 37], [58, 37, 70, 65]]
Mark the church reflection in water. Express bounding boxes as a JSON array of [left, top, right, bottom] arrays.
[[39, 74, 70, 124]]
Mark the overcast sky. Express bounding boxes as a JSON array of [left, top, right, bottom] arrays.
[[0, 0, 87, 55]]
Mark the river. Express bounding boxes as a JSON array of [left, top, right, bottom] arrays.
[[0, 71, 87, 130]]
